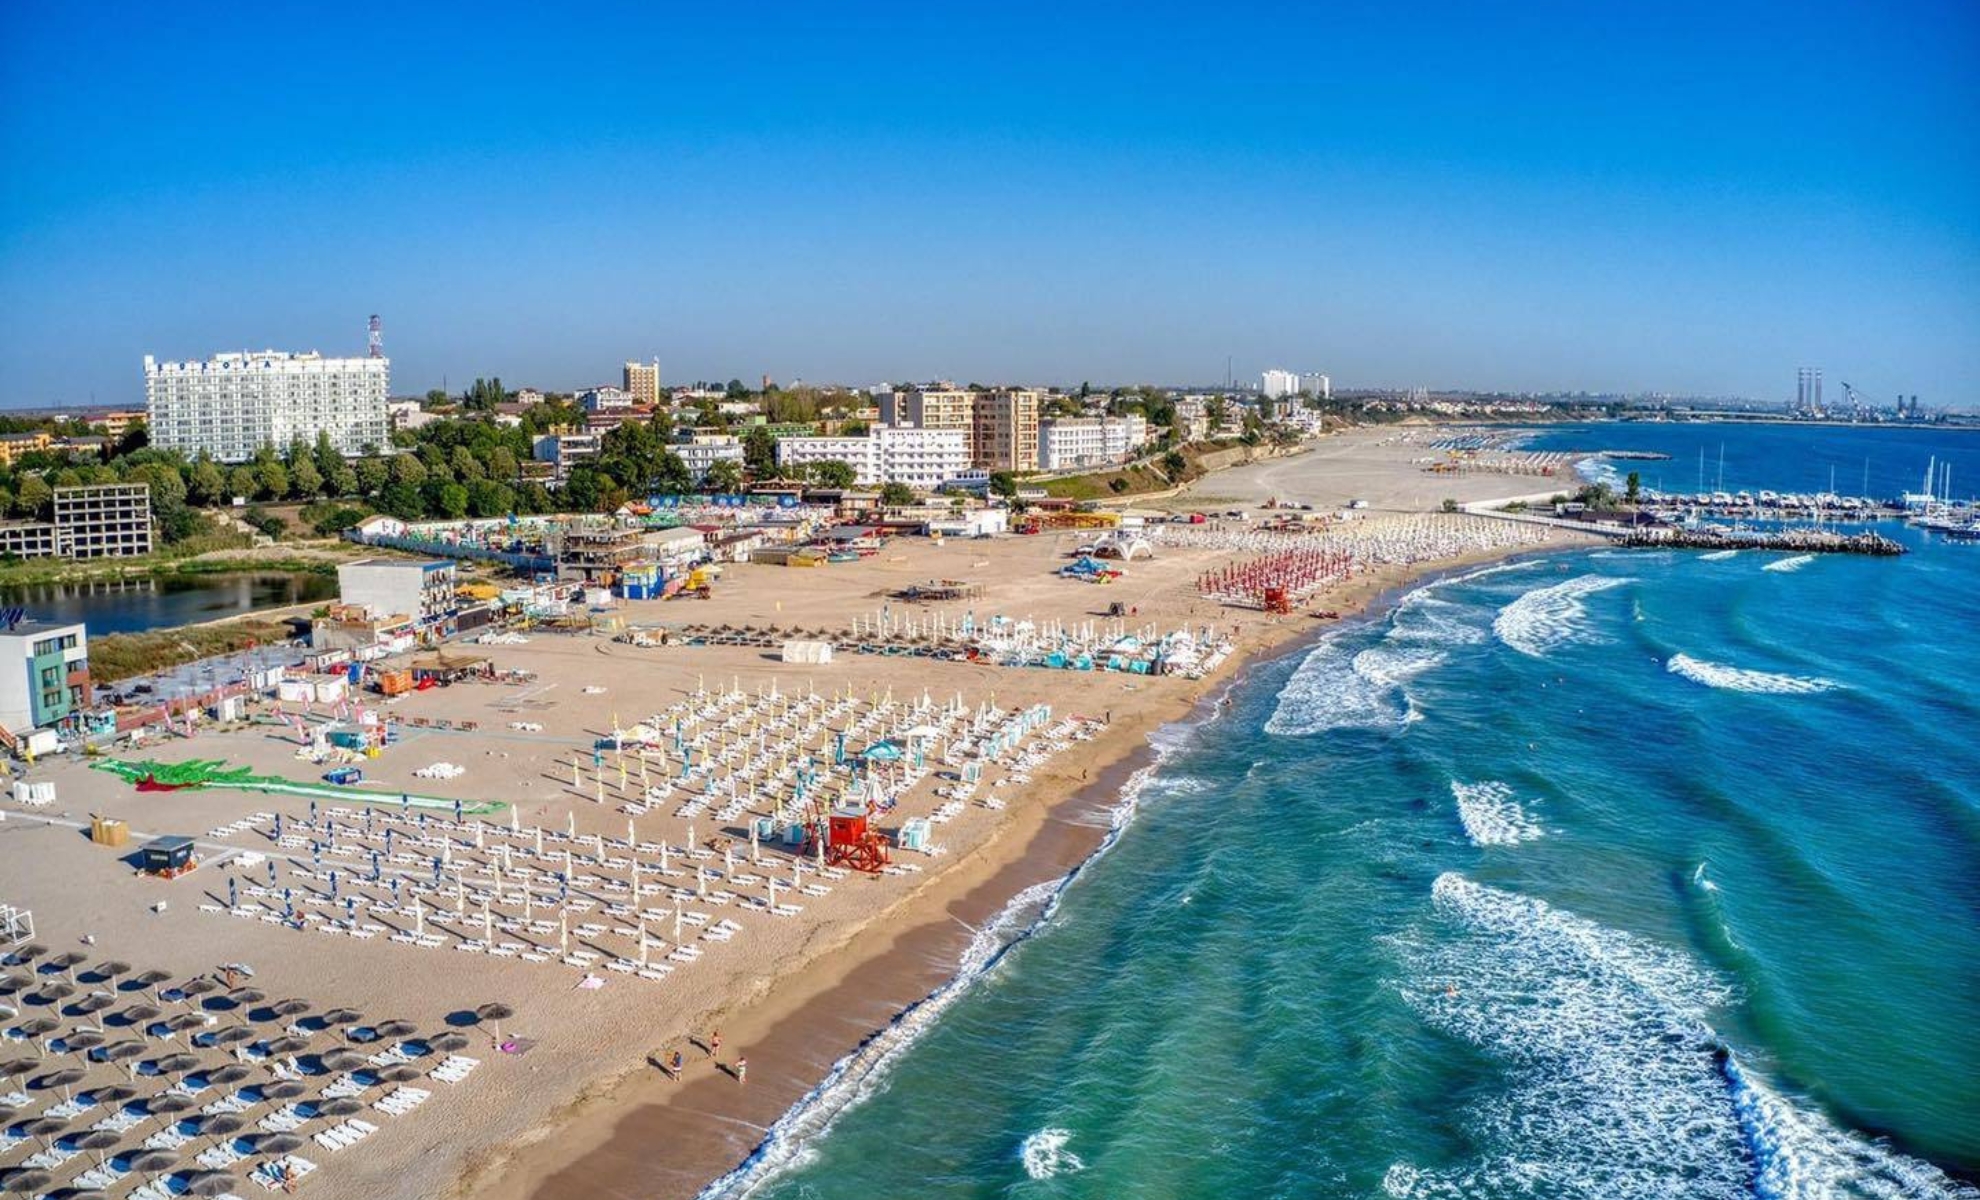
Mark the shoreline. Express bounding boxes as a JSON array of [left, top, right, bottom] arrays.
[[458, 539, 1573, 1200]]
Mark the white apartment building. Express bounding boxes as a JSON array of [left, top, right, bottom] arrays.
[[876, 384, 974, 434], [1261, 369, 1302, 399], [144, 350, 389, 462], [674, 436, 744, 484], [1038, 415, 1149, 470], [533, 433, 601, 480], [776, 427, 968, 488], [1302, 372, 1331, 400], [579, 386, 637, 412]]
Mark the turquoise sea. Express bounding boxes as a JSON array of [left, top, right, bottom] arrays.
[[713, 424, 1980, 1199]]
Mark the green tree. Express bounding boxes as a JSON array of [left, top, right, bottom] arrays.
[[356, 457, 389, 495], [257, 461, 290, 500], [450, 445, 485, 482], [880, 481, 916, 506], [561, 467, 604, 512], [653, 450, 693, 495], [329, 465, 360, 497], [1625, 471, 1642, 505], [743, 427, 776, 476], [435, 482, 470, 519], [704, 458, 744, 493], [290, 458, 324, 499], [389, 454, 428, 488], [989, 471, 1018, 499], [467, 479, 515, 517], [1161, 450, 1188, 477], [226, 467, 259, 502], [379, 481, 425, 521], [486, 446, 519, 481], [189, 458, 228, 506], [314, 431, 342, 483], [14, 475, 51, 520], [810, 460, 857, 489]]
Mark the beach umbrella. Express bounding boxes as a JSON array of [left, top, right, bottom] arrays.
[[378, 1064, 422, 1083], [320, 1007, 360, 1030], [374, 1019, 416, 1040], [0, 1168, 53, 1198], [475, 1002, 514, 1045], [227, 987, 266, 1023], [164, 1012, 206, 1035], [130, 969, 173, 999], [268, 998, 312, 1020], [86, 1082, 137, 1106], [2, 943, 47, 966], [19, 1115, 67, 1150], [181, 1168, 239, 1197], [71, 993, 115, 1017], [92, 960, 131, 984], [102, 1040, 147, 1075], [174, 978, 216, 1004], [35, 980, 76, 1004], [62, 1029, 105, 1061], [74, 1127, 122, 1167], [144, 1094, 193, 1118], [154, 1052, 202, 1075], [33, 1066, 86, 1100], [128, 1149, 178, 1180], [0, 972, 29, 995], [428, 1032, 468, 1053], [262, 1080, 307, 1102], [206, 1063, 251, 1086], [198, 1112, 246, 1152], [209, 1026, 255, 1048], [120, 1002, 163, 1027], [0, 1056, 38, 1085], [264, 1036, 309, 1057], [312, 1096, 362, 1119], [317, 1049, 363, 1072], [46, 950, 87, 982], [17, 1016, 57, 1050]]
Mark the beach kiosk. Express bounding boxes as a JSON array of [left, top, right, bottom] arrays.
[[138, 835, 197, 879]]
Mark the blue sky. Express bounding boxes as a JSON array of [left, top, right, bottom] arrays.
[[2, 1, 1976, 407]]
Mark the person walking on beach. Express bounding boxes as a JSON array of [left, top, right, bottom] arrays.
[[709, 1029, 721, 1059], [671, 1049, 684, 1079], [735, 1056, 747, 1085]]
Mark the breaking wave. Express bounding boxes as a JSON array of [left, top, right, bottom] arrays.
[[1667, 654, 1841, 696], [1019, 1128, 1085, 1179], [1491, 575, 1631, 657], [1699, 549, 1740, 562], [1383, 875, 1977, 1200], [1268, 589, 1488, 736], [1450, 780, 1543, 846], [1764, 554, 1816, 573]]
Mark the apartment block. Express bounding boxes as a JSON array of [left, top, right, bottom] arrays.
[[623, 360, 662, 407], [973, 389, 1041, 472], [0, 620, 89, 735], [775, 427, 968, 488], [144, 350, 389, 462]]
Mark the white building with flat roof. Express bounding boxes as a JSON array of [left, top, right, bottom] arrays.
[[1261, 369, 1301, 399], [674, 436, 744, 484], [144, 350, 388, 462], [1038, 415, 1148, 470], [776, 427, 967, 488]]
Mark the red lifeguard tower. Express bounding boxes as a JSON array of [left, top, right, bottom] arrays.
[[1262, 585, 1293, 614], [808, 803, 891, 874]]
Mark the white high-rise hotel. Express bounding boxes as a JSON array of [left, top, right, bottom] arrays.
[[144, 350, 390, 462]]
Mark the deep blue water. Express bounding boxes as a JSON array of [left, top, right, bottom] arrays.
[[0, 572, 335, 635], [714, 424, 1980, 1199]]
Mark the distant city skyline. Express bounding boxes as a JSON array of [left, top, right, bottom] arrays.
[[3, 2, 1976, 410]]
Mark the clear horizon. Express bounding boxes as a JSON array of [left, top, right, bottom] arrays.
[[3, 1, 1976, 410]]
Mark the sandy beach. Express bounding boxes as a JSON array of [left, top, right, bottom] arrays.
[[0, 427, 1589, 1200]]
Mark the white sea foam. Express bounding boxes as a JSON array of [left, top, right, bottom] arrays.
[[1019, 1128, 1085, 1179], [1450, 780, 1542, 846], [1383, 875, 1978, 1200], [696, 720, 1194, 1199], [1491, 574, 1630, 657], [1699, 549, 1740, 562], [1267, 584, 1496, 736], [1764, 554, 1816, 573], [1667, 653, 1840, 695]]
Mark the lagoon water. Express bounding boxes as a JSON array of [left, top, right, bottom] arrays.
[[0, 572, 334, 635], [721, 424, 1980, 1199]]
